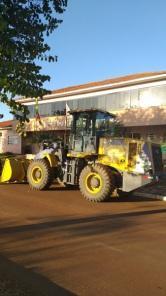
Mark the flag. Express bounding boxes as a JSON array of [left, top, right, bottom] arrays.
[[65, 102, 70, 115], [35, 97, 43, 126]]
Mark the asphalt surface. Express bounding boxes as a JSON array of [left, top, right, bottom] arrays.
[[0, 183, 166, 296]]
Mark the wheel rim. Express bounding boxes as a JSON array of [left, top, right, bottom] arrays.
[[31, 166, 42, 183], [85, 172, 103, 194]]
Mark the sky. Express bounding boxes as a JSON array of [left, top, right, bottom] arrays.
[[1, 0, 166, 120]]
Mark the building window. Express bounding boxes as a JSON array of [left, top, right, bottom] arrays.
[[126, 132, 141, 139], [8, 135, 18, 145]]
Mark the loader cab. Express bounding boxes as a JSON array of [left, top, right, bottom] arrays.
[[69, 109, 116, 155]]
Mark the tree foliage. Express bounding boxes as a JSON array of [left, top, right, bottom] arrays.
[[0, 0, 67, 125]]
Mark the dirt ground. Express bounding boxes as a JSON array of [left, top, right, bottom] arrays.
[[0, 183, 166, 296]]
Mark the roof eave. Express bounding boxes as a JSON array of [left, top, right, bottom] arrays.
[[17, 72, 166, 104]]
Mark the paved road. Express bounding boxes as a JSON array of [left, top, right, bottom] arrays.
[[0, 183, 166, 296]]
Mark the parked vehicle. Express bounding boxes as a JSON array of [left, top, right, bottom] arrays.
[[0, 109, 163, 201], [26, 109, 163, 202]]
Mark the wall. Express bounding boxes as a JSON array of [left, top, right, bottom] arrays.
[[117, 106, 166, 127], [0, 129, 21, 154]]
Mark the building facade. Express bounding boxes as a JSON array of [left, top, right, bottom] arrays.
[[0, 120, 21, 154], [17, 71, 166, 159]]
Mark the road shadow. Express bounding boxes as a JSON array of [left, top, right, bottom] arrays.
[[0, 208, 165, 237], [48, 185, 163, 202], [49, 185, 78, 191], [0, 208, 165, 293], [0, 254, 76, 296], [0, 183, 163, 203], [106, 195, 161, 203]]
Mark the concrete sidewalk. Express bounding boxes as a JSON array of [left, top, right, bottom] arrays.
[[133, 180, 166, 200]]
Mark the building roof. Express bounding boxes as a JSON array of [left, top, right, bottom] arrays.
[[0, 120, 13, 129], [18, 71, 166, 103], [51, 71, 166, 95]]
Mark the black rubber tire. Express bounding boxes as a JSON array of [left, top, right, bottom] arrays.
[[27, 159, 52, 190], [79, 164, 115, 202]]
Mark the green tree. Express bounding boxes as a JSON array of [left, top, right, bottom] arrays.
[[0, 0, 67, 127]]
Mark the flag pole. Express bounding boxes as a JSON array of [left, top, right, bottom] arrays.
[[64, 102, 70, 145], [64, 102, 67, 145]]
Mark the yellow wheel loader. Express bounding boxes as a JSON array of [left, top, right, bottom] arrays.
[[26, 109, 163, 202], [27, 153, 58, 190], [0, 157, 29, 183]]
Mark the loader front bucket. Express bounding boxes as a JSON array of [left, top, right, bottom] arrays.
[[0, 158, 27, 183]]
